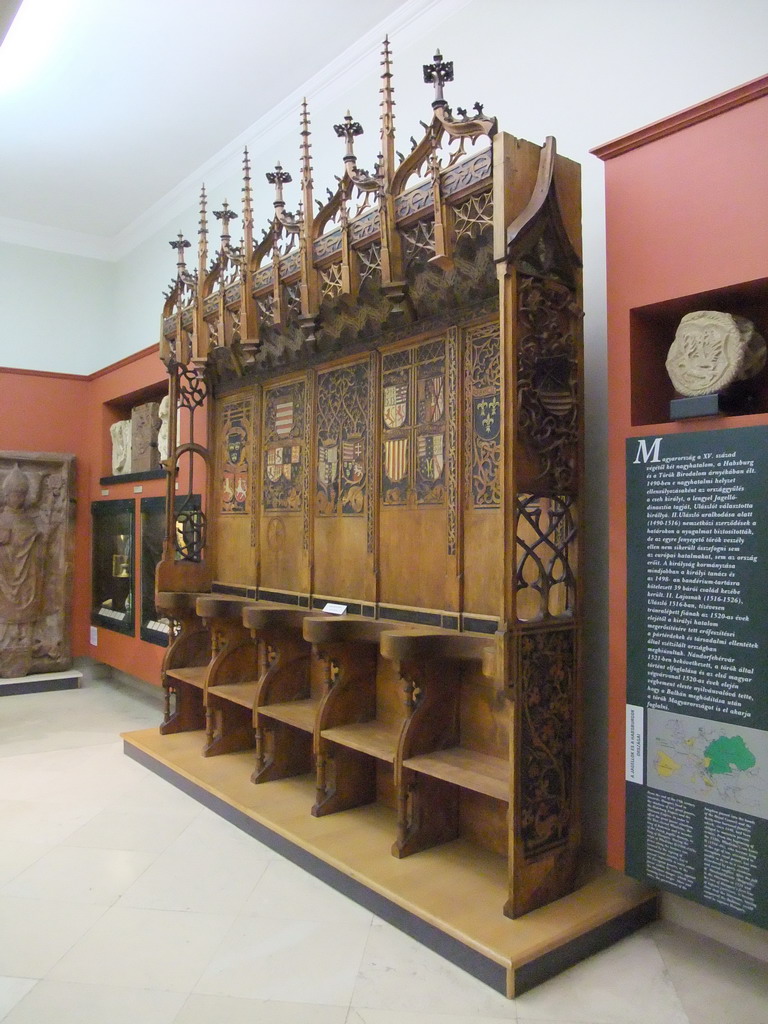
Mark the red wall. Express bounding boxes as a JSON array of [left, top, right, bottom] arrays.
[[0, 345, 171, 685], [594, 76, 768, 870]]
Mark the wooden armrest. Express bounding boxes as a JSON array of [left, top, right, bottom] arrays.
[[380, 629, 495, 671], [196, 594, 255, 621], [156, 591, 207, 614], [302, 615, 389, 645], [243, 605, 314, 632]]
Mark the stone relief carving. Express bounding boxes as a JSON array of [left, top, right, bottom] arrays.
[[0, 452, 76, 678], [131, 401, 161, 473], [110, 419, 132, 475], [666, 311, 766, 397]]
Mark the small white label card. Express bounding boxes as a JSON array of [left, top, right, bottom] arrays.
[[322, 602, 347, 615]]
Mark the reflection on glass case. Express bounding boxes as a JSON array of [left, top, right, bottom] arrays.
[[140, 495, 201, 646], [91, 499, 135, 636]]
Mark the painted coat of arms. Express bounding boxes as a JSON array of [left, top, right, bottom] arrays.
[[274, 399, 294, 438], [341, 437, 366, 513], [315, 362, 370, 518], [263, 383, 305, 512], [417, 433, 445, 481], [473, 392, 500, 440], [418, 373, 445, 424], [316, 439, 339, 514], [383, 381, 408, 428], [220, 404, 250, 515]]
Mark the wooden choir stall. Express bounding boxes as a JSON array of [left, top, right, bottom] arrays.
[[123, 42, 656, 996]]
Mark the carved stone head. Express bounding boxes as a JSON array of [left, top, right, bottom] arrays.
[[2, 464, 29, 509], [666, 310, 766, 397]]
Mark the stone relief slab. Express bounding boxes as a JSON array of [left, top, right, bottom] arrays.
[[666, 310, 766, 397], [0, 451, 76, 678], [131, 401, 161, 472]]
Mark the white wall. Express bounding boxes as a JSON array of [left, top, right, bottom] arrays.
[[2, 0, 768, 862], [0, 239, 114, 374]]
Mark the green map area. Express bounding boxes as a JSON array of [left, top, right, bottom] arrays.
[[648, 709, 768, 819], [704, 736, 757, 776]]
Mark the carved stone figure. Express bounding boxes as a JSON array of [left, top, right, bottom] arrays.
[[0, 466, 44, 627], [157, 394, 171, 463], [110, 419, 132, 475], [666, 311, 766, 397], [0, 453, 76, 678], [131, 401, 161, 472]]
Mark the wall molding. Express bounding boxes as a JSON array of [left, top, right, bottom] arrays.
[[592, 72, 768, 161], [0, 341, 158, 382]]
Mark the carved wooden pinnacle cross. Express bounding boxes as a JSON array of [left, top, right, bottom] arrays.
[[266, 162, 292, 205], [423, 49, 453, 105], [334, 111, 364, 161], [169, 233, 190, 267], [213, 201, 237, 241], [170, 232, 190, 253]]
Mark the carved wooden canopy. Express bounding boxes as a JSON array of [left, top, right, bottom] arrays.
[[159, 41, 513, 383]]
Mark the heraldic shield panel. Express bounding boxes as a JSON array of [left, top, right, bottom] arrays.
[[316, 361, 370, 517], [219, 400, 252, 515], [263, 380, 306, 513], [382, 338, 446, 507]]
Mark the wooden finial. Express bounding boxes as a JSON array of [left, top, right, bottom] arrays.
[[266, 162, 292, 209], [423, 48, 453, 107], [334, 110, 364, 166], [170, 232, 190, 272], [213, 200, 237, 246]]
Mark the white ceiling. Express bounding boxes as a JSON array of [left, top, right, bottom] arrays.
[[0, 0, 415, 252]]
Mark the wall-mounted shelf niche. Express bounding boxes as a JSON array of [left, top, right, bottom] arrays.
[[630, 276, 768, 427]]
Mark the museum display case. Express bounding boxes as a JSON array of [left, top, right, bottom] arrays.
[[91, 497, 135, 636], [140, 494, 202, 645]]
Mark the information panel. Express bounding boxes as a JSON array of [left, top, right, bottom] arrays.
[[626, 426, 768, 927]]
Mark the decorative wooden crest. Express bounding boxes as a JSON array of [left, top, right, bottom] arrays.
[[160, 40, 498, 376]]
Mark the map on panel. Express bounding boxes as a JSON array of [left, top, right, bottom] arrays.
[[647, 708, 768, 819]]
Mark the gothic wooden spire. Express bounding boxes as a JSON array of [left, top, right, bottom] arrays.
[[300, 98, 314, 231], [242, 148, 253, 256], [379, 35, 395, 189], [198, 185, 208, 280], [299, 98, 320, 339]]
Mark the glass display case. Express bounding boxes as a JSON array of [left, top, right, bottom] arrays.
[[91, 498, 135, 636], [140, 495, 201, 645]]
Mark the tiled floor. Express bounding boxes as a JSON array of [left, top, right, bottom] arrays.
[[1, 667, 767, 1024]]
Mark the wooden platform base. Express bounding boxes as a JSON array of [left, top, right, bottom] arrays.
[[123, 728, 658, 997]]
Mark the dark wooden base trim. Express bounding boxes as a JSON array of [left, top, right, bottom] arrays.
[[0, 671, 82, 696], [211, 583, 257, 598], [510, 896, 660, 996]]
